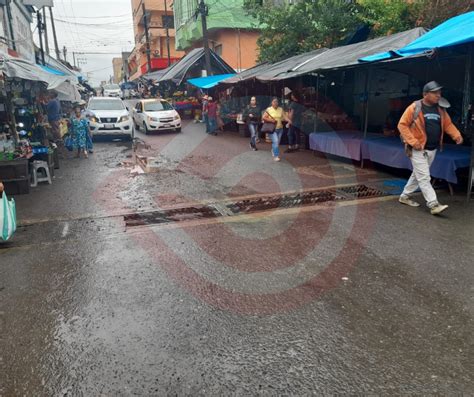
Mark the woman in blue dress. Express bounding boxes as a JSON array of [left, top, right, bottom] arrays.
[[70, 106, 90, 159]]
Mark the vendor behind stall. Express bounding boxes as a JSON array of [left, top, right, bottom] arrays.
[[46, 91, 62, 143]]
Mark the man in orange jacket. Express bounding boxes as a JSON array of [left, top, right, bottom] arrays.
[[398, 81, 463, 215]]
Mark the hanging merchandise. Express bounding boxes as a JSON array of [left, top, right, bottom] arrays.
[[0, 191, 16, 241]]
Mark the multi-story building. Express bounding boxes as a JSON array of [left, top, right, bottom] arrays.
[[0, 0, 36, 61], [112, 57, 123, 83], [128, 0, 185, 80], [172, 0, 261, 71]]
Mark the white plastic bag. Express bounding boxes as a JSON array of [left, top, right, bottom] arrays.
[[0, 192, 16, 241]]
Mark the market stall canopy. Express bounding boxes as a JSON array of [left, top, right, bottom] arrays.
[[272, 27, 426, 81], [218, 49, 329, 84], [156, 48, 235, 85], [187, 74, 236, 89], [252, 48, 329, 82], [219, 62, 271, 84], [0, 52, 80, 101], [145, 68, 169, 81], [361, 11, 474, 62]]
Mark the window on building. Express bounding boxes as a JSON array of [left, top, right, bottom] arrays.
[[162, 15, 174, 28], [214, 44, 222, 56]]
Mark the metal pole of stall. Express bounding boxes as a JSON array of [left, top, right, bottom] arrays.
[[315, 73, 320, 134], [464, 44, 473, 201], [361, 67, 371, 168]]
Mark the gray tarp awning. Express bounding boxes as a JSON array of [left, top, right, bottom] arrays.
[[156, 48, 235, 85], [253, 48, 329, 82], [219, 62, 271, 84], [219, 27, 427, 86], [219, 49, 329, 84], [145, 68, 169, 81], [274, 27, 427, 81], [0, 52, 80, 101]]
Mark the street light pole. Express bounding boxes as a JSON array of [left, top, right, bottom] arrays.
[[198, 0, 212, 76], [142, 3, 152, 73], [164, 0, 171, 66]]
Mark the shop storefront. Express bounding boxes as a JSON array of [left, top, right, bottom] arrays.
[[0, 53, 79, 195]]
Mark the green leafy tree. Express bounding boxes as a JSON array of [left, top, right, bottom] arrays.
[[245, 0, 360, 63], [356, 0, 423, 36], [417, 0, 473, 28], [246, 0, 473, 64]]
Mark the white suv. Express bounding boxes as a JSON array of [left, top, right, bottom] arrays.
[[86, 97, 133, 139], [103, 84, 122, 98], [132, 99, 181, 134]]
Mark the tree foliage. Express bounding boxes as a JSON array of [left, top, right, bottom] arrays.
[[245, 0, 360, 63], [357, 0, 422, 36], [245, 0, 474, 63]]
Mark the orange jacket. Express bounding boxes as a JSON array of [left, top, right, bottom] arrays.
[[398, 101, 461, 150]]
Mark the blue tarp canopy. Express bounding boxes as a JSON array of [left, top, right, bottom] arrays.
[[40, 65, 67, 76], [361, 11, 474, 62], [187, 74, 236, 89]]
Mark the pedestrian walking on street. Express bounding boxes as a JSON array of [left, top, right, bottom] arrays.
[[70, 106, 90, 159], [398, 81, 463, 215], [207, 97, 218, 136], [243, 96, 261, 151], [216, 100, 225, 133], [202, 94, 209, 132], [262, 97, 288, 162], [286, 92, 304, 153]]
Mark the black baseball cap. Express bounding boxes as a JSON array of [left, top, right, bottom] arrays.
[[423, 81, 443, 93]]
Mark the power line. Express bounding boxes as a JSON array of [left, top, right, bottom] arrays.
[[54, 18, 133, 27], [55, 13, 131, 19]]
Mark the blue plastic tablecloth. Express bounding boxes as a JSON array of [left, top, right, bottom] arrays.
[[309, 131, 368, 161], [309, 132, 471, 184], [361, 136, 470, 184]]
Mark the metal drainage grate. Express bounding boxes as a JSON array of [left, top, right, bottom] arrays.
[[336, 184, 388, 199], [226, 190, 345, 215], [124, 206, 220, 227], [124, 184, 388, 227]]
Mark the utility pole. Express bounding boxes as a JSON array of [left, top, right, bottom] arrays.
[[37, 11, 45, 65], [73, 51, 76, 68], [49, 7, 61, 60], [164, 0, 171, 66], [63, 46, 68, 62], [197, 0, 212, 76], [42, 7, 49, 55], [5, 0, 16, 51], [142, 3, 152, 73]]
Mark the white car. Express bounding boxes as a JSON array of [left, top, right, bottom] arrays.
[[132, 99, 181, 134], [86, 97, 133, 139], [103, 84, 122, 98]]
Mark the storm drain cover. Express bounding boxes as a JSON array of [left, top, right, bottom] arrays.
[[336, 184, 388, 199], [124, 184, 388, 227], [226, 189, 345, 215], [124, 206, 220, 227]]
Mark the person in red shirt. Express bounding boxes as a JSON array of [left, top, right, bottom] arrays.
[[207, 97, 218, 135]]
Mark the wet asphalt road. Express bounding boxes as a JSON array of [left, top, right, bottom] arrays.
[[1, 117, 473, 395]]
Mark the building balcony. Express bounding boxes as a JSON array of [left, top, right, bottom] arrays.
[[140, 56, 181, 75]]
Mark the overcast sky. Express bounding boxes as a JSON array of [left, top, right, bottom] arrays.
[[42, 0, 135, 86]]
